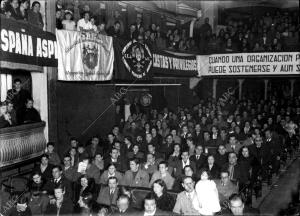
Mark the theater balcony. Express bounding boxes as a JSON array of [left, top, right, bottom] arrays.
[[0, 122, 47, 176]]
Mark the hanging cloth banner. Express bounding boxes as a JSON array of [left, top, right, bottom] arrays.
[[56, 30, 114, 81], [0, 17, 57, 69], [113, 39, 198, 80], [197, 52, 300, 76]]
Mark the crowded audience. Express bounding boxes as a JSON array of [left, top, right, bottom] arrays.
[[1, 86, 299, 215]]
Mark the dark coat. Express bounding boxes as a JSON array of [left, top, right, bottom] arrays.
[[45, 197, 74, 216], [190, 154, 207, 172]]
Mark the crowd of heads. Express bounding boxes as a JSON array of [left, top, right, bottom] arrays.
[[2, 89, 298, 216]]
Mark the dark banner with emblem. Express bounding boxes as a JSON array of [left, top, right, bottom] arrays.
[[113, 39, 198, 80], [113, 39, 153, 81], [0, 16, 57, 68]]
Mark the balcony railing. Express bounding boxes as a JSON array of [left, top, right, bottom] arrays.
[[0, 122, 46, 168]]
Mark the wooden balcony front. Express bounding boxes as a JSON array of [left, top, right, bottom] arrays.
[[0, 122, 46, 168]]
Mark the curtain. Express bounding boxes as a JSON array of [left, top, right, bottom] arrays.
[[0, 73, 12, 102]]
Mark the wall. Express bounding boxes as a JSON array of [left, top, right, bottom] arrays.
[[56, 82, 115, 156]]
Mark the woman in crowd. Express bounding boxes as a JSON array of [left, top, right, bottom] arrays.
[[27, 171, 46, 193], [99, 163, 123, 184], [151, 179, 175, 212], [204, 155, 221, 179], [195, 169, 221, 215]]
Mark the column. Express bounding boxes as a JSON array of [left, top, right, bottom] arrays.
[[264, 79, 269, 100], [290, 79, 295, 97], [212, 79, 218, 99], [238, 79, 245, 100]]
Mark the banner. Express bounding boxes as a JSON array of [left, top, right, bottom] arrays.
[[114, 39, 197, 80], [197, 52, 300, 76], [0, 16, 57, 68], [56, 30, 114, 81], [114, 39, 153, 80], [152, 50, 198, 77]]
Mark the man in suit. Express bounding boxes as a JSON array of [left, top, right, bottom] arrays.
[[33, 154, 53, 180], [173, 176, 201, 215], [123, 158, 149, 188], [193, 123, 203, 146], [173, 150, 196, 178], [225, 135, 242, 155], [85, 136, 103, 158], [62, 155, 78, 182], [190, 145, 207, 173], [146, 143, 164, 161], [223, 193, 260, 215], [45, 185, 74, 215], [141, 193, 169, 216], [215, 171, 238, 204], [97, 177, 119, 207], [222, 152, 241, 185], [265, 128, 282, 176], [214, 145, 228, 168], [104, 148, 127, 172], [111, 194, 134, 216], [43, 165, 73, 199], [142, 153, 160, 177]]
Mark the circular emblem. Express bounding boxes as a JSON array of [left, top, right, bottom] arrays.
[[122, 40, 152, 79], [140, 93, 152, 106]]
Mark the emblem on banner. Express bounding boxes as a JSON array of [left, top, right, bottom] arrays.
[[122, 40, 152, 78], [82, 44, 98, 70], [140, 93, 152, 106]]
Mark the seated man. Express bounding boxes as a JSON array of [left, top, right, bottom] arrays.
[[62, 154, 78, 182], [190, 145, 207, 173], [97, 177, 119, 207], [123, 158, 149, 188], [223, 193, 260, 215], [173, 149, 196, 178], [33, 154, 53, 180], [146, 143, 164, 161], [142, 193, 169, 216], [104, 148, 127, 173], [215, 171, 238, 204], [43, 165, 72, 199], [111, 194, 134, 215], [149, 161, 175, 190], [142, 153, 159, 177], [173, 176, 201, 215], [168, 143, 181, 168]]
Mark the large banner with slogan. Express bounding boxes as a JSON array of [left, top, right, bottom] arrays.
[[114, 39, 198, 80], [0, 16, 57, 68], [56, 30, 114, 81], [197, 52, 300, 76], [152, 50, 198, 77]]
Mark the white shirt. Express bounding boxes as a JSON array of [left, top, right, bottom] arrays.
[[77, 18, 93, 31], [62, 20, 76, 31], [182, 159, 190, 168], [185, 190, 201, 212], [144, 210, 156, 216]]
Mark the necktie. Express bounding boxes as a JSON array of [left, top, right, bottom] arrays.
[[230, 166, 235, 180], [196, 155, 199, 160]]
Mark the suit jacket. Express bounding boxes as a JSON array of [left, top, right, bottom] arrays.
[[136, 209, 171, 216], [205, 164, 221, 179], [190, 154, 207, 172], [45, 196, 74, 215], [43, 176, 73, 199], [104, 157, 127, 173], [96, 186, 119, 207], [173, 191, 200, 215], [214, 153, 228, 168], [122, 169, 149, 188], [85, 144, 103, 158], [111, 207, 135, 216], [86, 164, 101, 184], [222, 163, 242, 184], [215, 179, 238, 203], [99, 170, 124, 184], [225, 143, 242, 154], [173, 160, 196, 178], [33, 164, 54, 180], [62, 166, 78, 182]]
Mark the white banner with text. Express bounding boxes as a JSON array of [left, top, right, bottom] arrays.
[[197, 52, 300, 76], [56, 30, 114, 81]]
